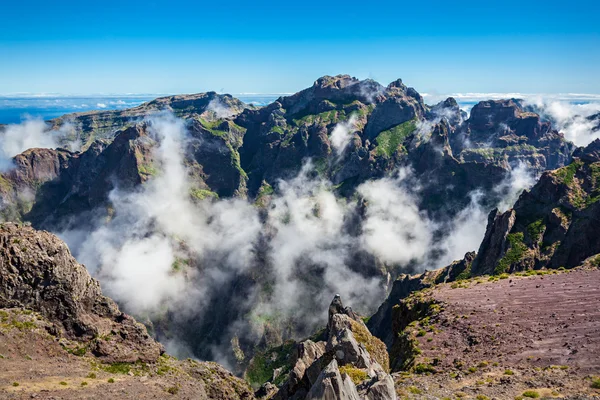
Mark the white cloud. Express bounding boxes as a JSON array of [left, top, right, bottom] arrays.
[[357, 171, 432, 265], [0, 119, 79, 171], [330, 115, 357, 155]]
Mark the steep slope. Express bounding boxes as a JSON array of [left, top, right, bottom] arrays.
[[0, 222, 254, 399]]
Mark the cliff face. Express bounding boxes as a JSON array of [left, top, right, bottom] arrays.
[[0, 222, 254, 399], [470, 138, 600, 276]]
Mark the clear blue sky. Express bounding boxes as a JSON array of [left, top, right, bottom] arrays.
[[1, 0, 599, 95]]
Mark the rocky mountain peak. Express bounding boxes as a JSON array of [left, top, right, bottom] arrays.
[[258, 295, 394, 400]]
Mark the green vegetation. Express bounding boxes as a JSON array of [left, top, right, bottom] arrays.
[[138, 163, 158, 177], [375, 120, 417, 158], [494, 232, 527, 275], [467, 366, 477, 373], [408, 386, 423, 395], [190, 188, 219, 201], [0, 175, 13, 193], [413, 363, 436, 374], [12, 382, 19, 387], [67, 345, 87, 357], [455, 264, 472, 281], [171, 257, 190, 272], [293, 109, 345, 126], [81, 381, 88, 387], [59, 381, 68, 386], [245, 341, 296, 389], [101, 362, 132, 374], [107, 378, 115, 383], [349, 319, 390, 372], [199, 118, 228, 137], [504, 369, 514, 375], [522, 390, 540, 398], [416, 329, 426, 337], [338, 365, 368, 384], [270, 125, 284, 135], [86, 372, 97, 379], [555, 160, 583, 186], [526, 219, 545, 243], [591, 377, 600, 389], [476, 395, 490, 400]]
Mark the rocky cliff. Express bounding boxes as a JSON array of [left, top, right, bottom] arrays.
[[367, 140, 600, 368], [0, 222, 254, 399], [250, 295, 396, 400]]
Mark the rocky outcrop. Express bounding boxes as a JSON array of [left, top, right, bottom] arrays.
[[453, 99, 573, 172], [0, 222, 256, 399], [257, 295, 396, 400], [0, 222, 163, 362]]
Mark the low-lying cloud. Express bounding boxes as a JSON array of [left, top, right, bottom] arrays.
[[0, 119, 78, 171], [527, 98, 600, 146]]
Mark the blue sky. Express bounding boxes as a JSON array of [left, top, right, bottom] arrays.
[[1, 0, 599, 95]]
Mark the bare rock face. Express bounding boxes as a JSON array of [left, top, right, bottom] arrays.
[[0, 222, 163, 363], [470, 208, 517, 275], [306, 359, 361, 400], [266, 295, 396, 400]]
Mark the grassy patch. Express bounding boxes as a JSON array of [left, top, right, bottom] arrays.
[[591, 377, 600, 389], [526, 219, 545, 243], [338, 365, 368, 385], [494, 232, 526, 275], [349, 319, 390, 372], [375, 119, 416, 158], [408, 386, 422, 394], [190, 188, 219, 201], [138, 163, 158, 177], [522, 390, 539, 398], [245, 341, 295, 389], [555, 160, 583, 186], [413, 363, 436, 374], [100, 362, 131, 374]]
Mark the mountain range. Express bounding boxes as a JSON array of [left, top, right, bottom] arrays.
[[0, 75, 599, 399]]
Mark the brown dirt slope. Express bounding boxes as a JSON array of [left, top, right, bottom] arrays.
[[392, 268, 600, 399]]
